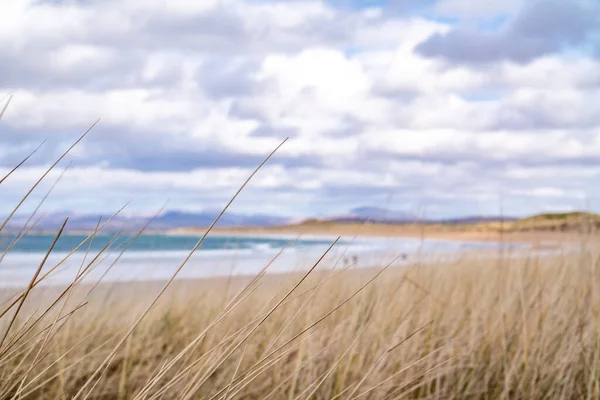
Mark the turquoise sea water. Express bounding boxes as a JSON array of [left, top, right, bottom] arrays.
[[0, 234, 335, 254]]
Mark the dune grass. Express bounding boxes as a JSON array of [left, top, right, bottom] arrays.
[[1, 114, 600, 399], [0, 247, 599, 399]]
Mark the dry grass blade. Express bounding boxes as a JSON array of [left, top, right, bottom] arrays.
[[139, 274, 274, 400], [0, 161, 72, 262], [0, 232, 120, 360], [221, 342, 249, 400], [297, 323, 370, 400], [151, 330, 250, 400], [381, 359, 454, 400], [17, 331, 95, 393], [0, 93, 13, 121], [133, 225, 293, 400], [197, 258, 393, 400], [216, 329, 324, 400], [0, 203, 128, 321], [0, 303, 90, 398], [0, 302, 88, 365], [261, 332, 346, 400], [0, 334, 41, 398], [181, 239, 339, 399], [139, 283, 272, 399], [0, 140, 46, 186], [0, 216, 40, 264], [71, 138, 288, 400], [83, 202, 168, 300], [0, 119, 99, 233], [17, 328, 126, 399], [14, 218, 104, 395], [259, 253, 353, 359], [0, 218, 68, 350], [344, 320, 434, 399], [349, 347, 446, 400], [141, 237, 300, 397], [0, 311, 40, 360], [261, 274, 321, 356], [228, 256, 398, 389], [172, 257, 348, 397]]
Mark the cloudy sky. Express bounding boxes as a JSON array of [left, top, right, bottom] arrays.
[[1, 0, 600, 219]]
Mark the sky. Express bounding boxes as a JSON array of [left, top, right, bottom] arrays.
[[1, 0, 600, 219]]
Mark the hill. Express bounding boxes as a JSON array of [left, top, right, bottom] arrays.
[[6, 210, 291, 232], [507, 211, 600, 232], [195, 211, 599, 239], [297, 211, 600, 233]]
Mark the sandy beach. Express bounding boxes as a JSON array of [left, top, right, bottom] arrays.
[[169, 223, 586, 249]]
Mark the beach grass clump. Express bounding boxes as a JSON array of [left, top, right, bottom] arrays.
[[0, 249, 599, 399], [1, 121, 600, 399]]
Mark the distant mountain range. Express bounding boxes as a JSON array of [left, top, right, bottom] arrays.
[[4, 207, 517, 232], [5, 210, 291, 232]]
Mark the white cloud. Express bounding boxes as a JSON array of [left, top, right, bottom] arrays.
[[499, 57, 600, 89], [4, 89, 196, 131], [1, 0, 600, 217], [49, 45, 117, 73], [239, 0, 335, 29], [260, 48, 369, 115], [433, 0, 523, 18]]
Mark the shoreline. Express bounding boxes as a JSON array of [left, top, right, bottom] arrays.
[[168, 225, 584, 249], [0, 246, 547, 293]]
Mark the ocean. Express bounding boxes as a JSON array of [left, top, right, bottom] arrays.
[[0, 233, 507, 288], [0, 233, 336, 254]]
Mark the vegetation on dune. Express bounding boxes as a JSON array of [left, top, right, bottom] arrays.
[[174, 211, 600, 238], [520, 211, 598, 221], [267, 211, 600, 235], [1, 248, 600, 399], [509, 211, 600, 232]]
